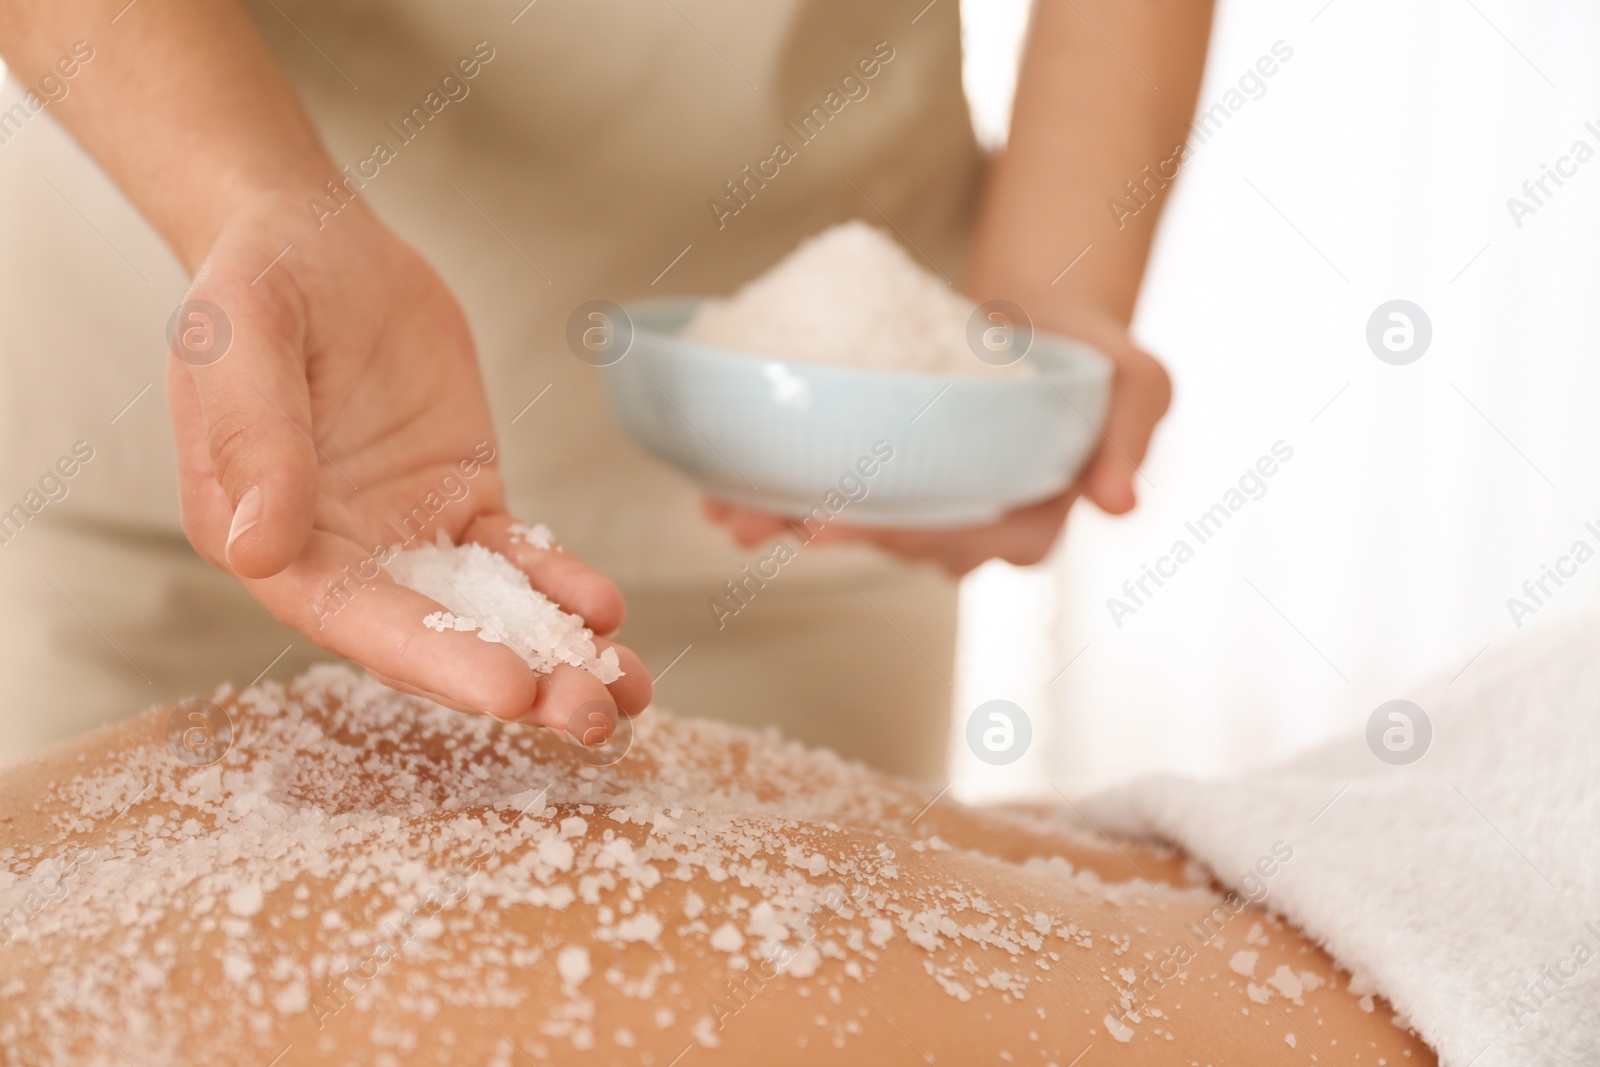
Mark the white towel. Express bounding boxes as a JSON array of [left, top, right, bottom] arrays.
[[1080, 612, 1600, 1067]]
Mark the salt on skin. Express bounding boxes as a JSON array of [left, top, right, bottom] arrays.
[[508, 523, 558, 551], [0, 664, 1421, 1066], [709, 922, 745, 953], [384, 534, 622, 684], [226, 883, 263, 918], [556, 946, 591, 987]]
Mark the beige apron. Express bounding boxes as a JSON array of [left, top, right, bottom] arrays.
[[0, 0, 980, 776]]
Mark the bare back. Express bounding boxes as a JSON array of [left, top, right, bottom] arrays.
[[0, 668, 1435, 1065]]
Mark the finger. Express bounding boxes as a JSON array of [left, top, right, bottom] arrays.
[[814, 489, 1077, 575], [245, 532, 543, 721], [703, 503, 801, 547], [530, 640, 652, 740], [462, 514, 626, 634], [1082, 345, 1171, 515], [168, 359, 232, 571], [175, 243, 320, 579], [520, 663, 615, 733], [594, 637, 652, 717]]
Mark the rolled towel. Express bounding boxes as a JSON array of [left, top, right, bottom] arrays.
[[1081, 612, 1600, 1067]]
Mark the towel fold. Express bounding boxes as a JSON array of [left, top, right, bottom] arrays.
[[1081, 613, 1600, 1067]]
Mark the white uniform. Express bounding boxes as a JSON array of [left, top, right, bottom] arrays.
[[0, 0, 982, 776]]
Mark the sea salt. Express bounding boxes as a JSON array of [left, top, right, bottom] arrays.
[[709, 922, 744, 953], [1266, 964, 1304, 1000], [555, 946, 590, 987], [226, 883, 263, 918], [384, 535, 622, 684], [509, 523, 559, 551], [614, 912, 663, 944], [681, 221, 1028, 377]]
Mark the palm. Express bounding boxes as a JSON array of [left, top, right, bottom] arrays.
[[168, 195, 649, 729]]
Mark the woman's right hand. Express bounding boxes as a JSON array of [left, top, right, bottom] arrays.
[[169, 192, 652, 732]]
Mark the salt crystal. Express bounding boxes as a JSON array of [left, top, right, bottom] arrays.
[[1266, 964, 1303, 1000], [784, 945, 821, 978], [1103, 1015, 1134, 1043], [509, 523, 559, 551], [692, 1015, 721, 1049], [272, 983, 309, 1014], [537, 836, 575, 872], [221, 954, 254, 983], [226, 883, 263, 917], [555, 945, 590, 987], [385, 537, 622, 684], [709, 922, 745, 953], [615, 912, 663, 944]]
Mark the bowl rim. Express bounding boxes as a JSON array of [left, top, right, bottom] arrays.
[[618, 297, 1113, 392]]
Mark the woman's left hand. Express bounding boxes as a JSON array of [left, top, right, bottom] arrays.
[[703, 318, 1170, 577]]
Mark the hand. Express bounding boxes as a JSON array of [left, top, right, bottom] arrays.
[[169, 193, 651, 731], [704, 314, 1170, 577]]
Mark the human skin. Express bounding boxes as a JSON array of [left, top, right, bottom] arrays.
[[0, 677, 1438, 1065], [0, 0, 649, 729], [708, 0, 1209, 575]]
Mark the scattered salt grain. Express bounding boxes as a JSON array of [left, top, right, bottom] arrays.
[[1266, 964, 1304, 1000], [1103, 1014, 1134, 1043], [692, 1015, 722, 1049], [614, 912, 663, 944], [709, 922, 745, 953], [784, 944, 822, 979], [384, 535, 622, 684], [509, 523, 559, 551], [538, 836, 576, 872], [226, 883, 263, 918], [555, 946, 591, 987], [271, 983, 309, 1014], [680, 221, 1028, 377], [1228, 950, 1258, 978]]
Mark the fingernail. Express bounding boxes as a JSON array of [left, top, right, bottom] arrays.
[[225, 486, 263, 564]]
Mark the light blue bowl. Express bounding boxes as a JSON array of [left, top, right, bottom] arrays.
[[604, 299, 1112, 527]]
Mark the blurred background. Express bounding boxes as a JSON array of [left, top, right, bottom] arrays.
[[953, 0, 1600, 800]]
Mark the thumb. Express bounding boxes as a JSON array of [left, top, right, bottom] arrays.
[[168, 255, 319, 579], [1082, 342, 1171, 515]]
